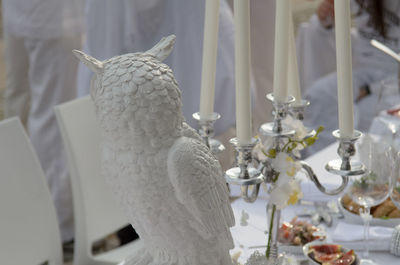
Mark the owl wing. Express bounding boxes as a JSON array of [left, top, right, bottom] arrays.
[[167, 136, 235, 240]]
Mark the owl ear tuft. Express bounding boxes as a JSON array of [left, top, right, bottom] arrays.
[[146, 35, 176, 62], [73, 50, 103, 75]]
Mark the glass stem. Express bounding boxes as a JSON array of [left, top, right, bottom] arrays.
[[363, 206, 371, 259]]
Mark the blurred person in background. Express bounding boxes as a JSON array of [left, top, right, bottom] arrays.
[[2, 0, 84, 245], [297, 0, 400, 155], [249, 0, 275, 130]]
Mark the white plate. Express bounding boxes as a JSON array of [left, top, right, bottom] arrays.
[[338, 197, 400, 227], [303, 241, 360, 265], [278, 243, 304, 256]]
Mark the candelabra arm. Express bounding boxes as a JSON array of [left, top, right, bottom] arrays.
[[300, 161, 349, 196]]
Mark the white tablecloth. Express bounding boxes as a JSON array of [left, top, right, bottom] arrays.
[[229, 143, 400, 264]]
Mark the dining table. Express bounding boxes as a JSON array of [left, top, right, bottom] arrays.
[[229, 143, 400, 264]]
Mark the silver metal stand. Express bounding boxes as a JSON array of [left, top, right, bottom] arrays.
[[225, 93, 365, 263]]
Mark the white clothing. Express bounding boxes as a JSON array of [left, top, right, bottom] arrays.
[[297, 0, 400, 91], [77, 0, 236, 135], [352, 0, 400, 72], [2, 0, 83, 39], [297, 0, 400, 156], [2, 1, 83, 242]]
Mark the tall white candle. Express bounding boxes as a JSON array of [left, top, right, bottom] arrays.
[[273, 0, 290, 102], [288, 14, 302, 105], [234, 0, 252, 144], [334, 0, 354, 138], [199, 0, 220, 120]]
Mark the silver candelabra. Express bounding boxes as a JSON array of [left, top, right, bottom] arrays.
[[224, 93, 365, 263]]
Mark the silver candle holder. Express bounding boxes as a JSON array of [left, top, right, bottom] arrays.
[[301, 130, 365, 196], [259, 94, 296, 137], [289, 99, 309, 121], [289, 99, 316, 138], [225, 138, 265, 203], [325, 130, 365, 175], [192, 112, 225, 154]]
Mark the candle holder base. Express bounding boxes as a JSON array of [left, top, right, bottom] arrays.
[[225, 167, 265, 186], [325, 160, 365, 176], [259, 122, 295, 138]]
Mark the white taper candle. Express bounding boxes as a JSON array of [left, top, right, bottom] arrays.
[[199, 0, 220, 120], [273, 0, 290, 102], [288, 12, 302, 105], [234, 0, 252, 144], [334, 0, 354, 138]]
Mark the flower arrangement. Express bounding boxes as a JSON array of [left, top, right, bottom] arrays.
[[253, 115, 324, 260]]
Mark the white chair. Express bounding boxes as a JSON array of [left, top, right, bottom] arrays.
[[0, 117, 63, 265], [55, 96, 142, 265]]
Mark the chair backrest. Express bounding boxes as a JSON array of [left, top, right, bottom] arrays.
[[54, 96, 129, 263], [0, 117, 62, 265]]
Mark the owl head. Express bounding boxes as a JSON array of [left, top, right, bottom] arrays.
[[73, 35, 184, 141]]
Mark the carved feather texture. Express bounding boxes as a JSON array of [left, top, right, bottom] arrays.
[[84, 36, 235, 265]]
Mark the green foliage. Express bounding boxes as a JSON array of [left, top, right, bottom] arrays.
[[353, 172, 378, 189], [260, 126, 325, 161], [280, 125, 324, 154]]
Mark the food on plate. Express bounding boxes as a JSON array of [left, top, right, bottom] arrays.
[[278, 217, 324, 245], [307, 244, 357, 265], [341, 194, 400, 219]]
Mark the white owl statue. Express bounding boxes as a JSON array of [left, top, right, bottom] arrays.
[[73, 35, 235, 265]]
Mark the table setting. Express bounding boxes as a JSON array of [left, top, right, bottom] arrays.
[[73, 0, 400, 264], [228, 141, 400, 264]]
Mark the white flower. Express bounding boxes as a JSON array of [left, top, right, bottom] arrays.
[[262, 137, 275, 151], [283, 115, 308, 141], [269, 180, 303, 209], [253, 141, 269, 162], [271, 153, 301, 178]]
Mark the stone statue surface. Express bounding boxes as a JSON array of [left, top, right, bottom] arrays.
[[73, 35, 235, 265]]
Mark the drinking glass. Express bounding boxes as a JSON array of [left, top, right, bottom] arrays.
[[371, 76, 400, 148], [390, 152, 400, 210], [345, 135, 393, 265]]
